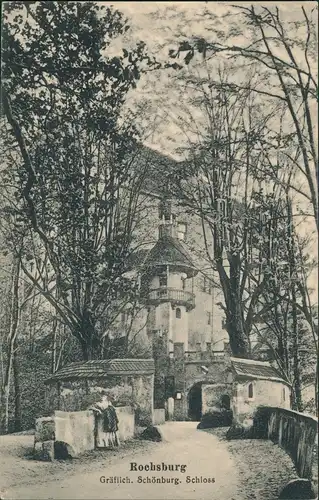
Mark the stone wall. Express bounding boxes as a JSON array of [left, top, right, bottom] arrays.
[[131, 374, 154, 425], [34, 406, 136, 460], [185, 358, 228, 393], [34, 410, 94, 461], [34, 416, 55, 461], [55, 410, 95, 456], [233, 378, 291, 423], [45, 374, 154, 426], [202, 383, 232, 413], [253, 407, 318, 480]]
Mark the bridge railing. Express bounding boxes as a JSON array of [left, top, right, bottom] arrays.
[[253, 406, 318, 479]]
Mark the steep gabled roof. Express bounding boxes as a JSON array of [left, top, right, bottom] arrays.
[[45, 358, 155, 384], [230, 357, 290, 385]]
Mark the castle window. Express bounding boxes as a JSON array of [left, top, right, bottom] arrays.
[[177, 222, 187, 241], [248, 383, 254, 399], [176, 308, 181, 319], [159, 275, 167, 287], [207, 312, 211, 325], [282, 388, 286, 402]]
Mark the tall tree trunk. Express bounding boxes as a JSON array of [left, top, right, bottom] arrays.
[[51, 315, 58, 374], [224, 254, 250, 358], [13, 337, 22, 432], [291, 284, 302, 411], [286, 196, 303, 411], [0, 255, 20, 434]]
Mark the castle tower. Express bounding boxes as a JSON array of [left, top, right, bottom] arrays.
[[141, 199, 198, 353]]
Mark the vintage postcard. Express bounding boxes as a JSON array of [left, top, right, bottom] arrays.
[[0, 1, 318, 499]]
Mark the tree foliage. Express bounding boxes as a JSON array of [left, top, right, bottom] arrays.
[[1, 1, 161, 359]]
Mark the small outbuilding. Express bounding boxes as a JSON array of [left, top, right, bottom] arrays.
[[44, 358, 155, 426], [230, 357, 291, 423]]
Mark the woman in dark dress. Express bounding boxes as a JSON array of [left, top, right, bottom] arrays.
[[89, 393, 120, 447]]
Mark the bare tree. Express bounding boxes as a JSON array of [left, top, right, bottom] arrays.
[[163, 69, 289, 357], [171, 4, 318, 230]]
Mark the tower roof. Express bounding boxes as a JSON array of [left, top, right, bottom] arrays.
[[143, 235, 198, 278]]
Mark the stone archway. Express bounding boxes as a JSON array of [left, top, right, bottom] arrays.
[[187, 382, 202, 421]]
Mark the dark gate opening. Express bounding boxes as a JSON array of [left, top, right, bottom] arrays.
[[220, 394, 231, 410], [188, 383, 202, 421]]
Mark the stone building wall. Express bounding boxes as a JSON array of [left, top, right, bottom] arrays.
[[202, 383, 232, 413], [126, 192, 227, 354], [233, 378, 291, 423]]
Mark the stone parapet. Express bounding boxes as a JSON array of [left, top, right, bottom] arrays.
[[34, 406, 135, 461]]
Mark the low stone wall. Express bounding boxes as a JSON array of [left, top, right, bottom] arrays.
[[34, 416, 55, 461], [153, 409, 165, 425], [254, 406, 318, 479], [117, 406, 135, 440], [34, 406, 135, 460], [55, 410, 95, 456]]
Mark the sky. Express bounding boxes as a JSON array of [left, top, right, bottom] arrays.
[[101, 1, 318, 154]]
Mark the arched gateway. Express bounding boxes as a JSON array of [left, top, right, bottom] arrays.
[[187, 381, 233, 421], [187, 382, 203, 421]]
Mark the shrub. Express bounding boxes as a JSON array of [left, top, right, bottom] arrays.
[[252, 406, 273, 439], [139, 426, 162, 442], [197, 409, 233, 429], [226, 422, 254, 440]]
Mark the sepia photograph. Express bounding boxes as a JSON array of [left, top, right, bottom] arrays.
[[0, 1, 318, 499]]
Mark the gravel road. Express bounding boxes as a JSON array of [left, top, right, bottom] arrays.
[[1, 422, 238, 500]]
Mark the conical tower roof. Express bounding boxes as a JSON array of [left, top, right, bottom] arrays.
[[143, 235, 198, 278]]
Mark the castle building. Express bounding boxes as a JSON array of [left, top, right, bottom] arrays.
[[44, 147, 292, 425], [116, 149, 292, 422]]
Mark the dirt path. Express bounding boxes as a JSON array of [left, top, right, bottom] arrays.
[[2, 422, 239, 500]]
